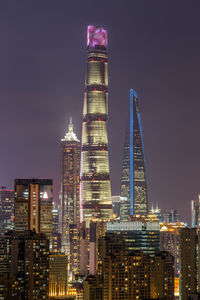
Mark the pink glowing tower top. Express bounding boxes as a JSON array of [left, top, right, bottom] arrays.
[[87, 25, 107, 49]]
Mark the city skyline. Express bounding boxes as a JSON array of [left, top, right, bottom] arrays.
[[1, 1, 200, 223]]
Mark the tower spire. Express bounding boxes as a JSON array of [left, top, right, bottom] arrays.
[[68, 116, 73, 133], [61, 117, 79, 142]]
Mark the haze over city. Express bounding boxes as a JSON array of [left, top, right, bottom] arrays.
[[1, 1, 200, 223]]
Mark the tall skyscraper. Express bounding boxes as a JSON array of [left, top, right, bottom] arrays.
[[80, 25, 112, 226], [0, 187, 14, 234], [121, 89, 148, 217], [60, 118, 80, 270], [14, 179, 53, 239]]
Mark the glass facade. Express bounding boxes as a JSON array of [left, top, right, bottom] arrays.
[[81, 26, 112, 226], [121, 89, 148, 218], [0, 187, 14, 234], [107, 221, 160, 257]]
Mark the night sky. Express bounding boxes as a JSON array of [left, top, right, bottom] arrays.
[[1, 1, 200, 223]]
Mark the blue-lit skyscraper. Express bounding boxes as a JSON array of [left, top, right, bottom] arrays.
[[121, 89, 148, 217]]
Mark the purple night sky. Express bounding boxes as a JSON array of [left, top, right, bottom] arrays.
[[0, 1, 200, 224]]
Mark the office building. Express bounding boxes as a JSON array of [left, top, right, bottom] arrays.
[[69, 223, 80, 276], [0, 230, 49, 300], [149, 204, 162, 222], [179, 228, 198, 300], [61, 118, 80, 258], [107, 221, 160, 257], [52, 204, 61, 252], [83, 275, 103, 300], [111, 195, 128, 221], [162, 209, 179, 223], [80, 25, 112, 226], [121, 89, 148, 218], [49, 252, 68, 298], [151, 251, 174, 299], [111, 196, 121, 219], [160, 222, 185, 277], [191, 196, 200, 227], [0, 187, 14, 234], [14, 179, 53, 239], [120, 196, 130, 221]]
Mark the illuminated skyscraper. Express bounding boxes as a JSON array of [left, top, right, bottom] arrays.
[[14, 179, 53, 239], [49, 253, 68, 298], [80, 25, 112, 225], [0, 187, 14, 234], [60, 118, 80, 274], [121, 89, 148, 217]]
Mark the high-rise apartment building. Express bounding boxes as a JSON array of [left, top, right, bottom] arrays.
[[151, 251, 174, 299], [121, 89, 148, 218], [179, 228, 198, 300], [103, 250, 151, 300], [0, 230, 49, 300], [49, 252, 68, 298], [80, 25, 112, 226], [98, 235, 174, 300], [0, 187, 14, 234], [60, 118, 80, 275], [14, 179, 53, 239]]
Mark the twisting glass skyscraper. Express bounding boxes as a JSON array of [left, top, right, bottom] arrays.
[[121, 89, 148, 217], [80, 25, 112, 226]]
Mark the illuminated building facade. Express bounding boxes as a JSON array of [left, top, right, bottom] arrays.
[[162, 208, 179, 223], [14, 179, 53, 239], [111, 195, 128, 221], [121, 89, 148, 218], [149, 204, 162, 222], [0, 231, 49, 300], [103, 251, 151, 300], [52, 204, 61, 252], [151, 251, 174, 299], [179, 228, 198, 300], [98, 234, 174, 300], [0, 187, 14, 234], [80, 25, 112, 226], [107, 221, 160, 257], [160, 222, 185, 277], [49, 253, 68, 298], [191, 196, 200, 227], [60, 118, 80, 275]]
